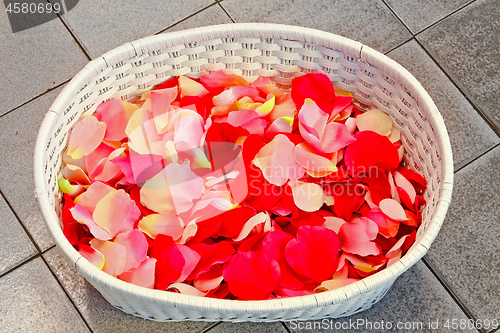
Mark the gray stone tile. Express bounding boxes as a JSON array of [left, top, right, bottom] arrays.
[[0, 7, 87, 115], [0, 87, 65, 251], [0, 194, 37, 275], [43, 247, 215, 333], [60, 0, 215, 59], [387, 40, 499, 169], [385, 0, 471, 33], [284, 261, 474, 333], [211, 322, 287, 332], [220, 0, 411, 53], [0, 257, 90, 333], [425, 147, 500, 324], [417, 0, 500, 130], [165, 4, 232, 33]]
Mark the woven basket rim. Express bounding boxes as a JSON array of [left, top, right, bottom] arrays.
[[34, 23, 454, 315]]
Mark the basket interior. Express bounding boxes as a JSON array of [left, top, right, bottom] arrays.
[[35, 23, 453, 318]]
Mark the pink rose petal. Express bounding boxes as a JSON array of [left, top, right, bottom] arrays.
[[67, 116, 106, 159], [119, 257, 156, 289], [379, 198, 409, 221], [93, 189, 141, 238], [78, 244, 104, 269], [90, 239, 127, 277], [253, 134, 305, 186], [338, 217, 380, 256], [95, 99, 138, 141], [114, 230, 148, 272]]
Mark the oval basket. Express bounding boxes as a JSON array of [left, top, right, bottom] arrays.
[[34, 23, 453, 322]]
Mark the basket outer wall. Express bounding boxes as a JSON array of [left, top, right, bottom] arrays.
[[34, 23, 453, 322]]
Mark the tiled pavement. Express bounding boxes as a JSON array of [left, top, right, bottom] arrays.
[[0, 0, 498, 332]]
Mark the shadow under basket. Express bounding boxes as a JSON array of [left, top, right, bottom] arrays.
[[34, 23, 453, 322]]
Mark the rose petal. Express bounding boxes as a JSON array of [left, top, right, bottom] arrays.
[[394, 171, 416, 204], [355, 109, 393, 136], [95, 99, 138, 141], [322, 216, 346, 234], [325, 181, 365, 221], [227, 109, 266, 135], [344, 131, 400, 173], [291, 73, 350, 116], [285, 225, 340, 283], [251, 76, 284, 99], [114, 230, 148, 272], [319, 121, 356, 153], [119, 257, 156, 289], [111, 152, 164, 185], [293, 142, 337, 176], [62, 194, 88, 244], [233, 212, 270, 242], [167, 283, 207, 297], [212, 85, 259, 106], [223, 251, 280, 300], [200, 70, 249, 91], [93, 189, 141, 238], [338, 217, 380, 256], [173, 109, 205, 148], [179, 75, 209, 98], [90, 239, 127, 276], [140, 163, 204, 214], [268, 92, 295, 123], [188, 241, 235, 280], [379, 198, 409, 221], [289, 181, 325, 213], [67, 116, 106, 159], [138, 214, 184, 240], [78, 244, 105, 269], [367, 207, 399, 238], [71, 204, 112, 240], [253, 134, 305, 186], [149, 235, 185, 290], [62, 164, 90, 185], [260, 231, 304, 290]]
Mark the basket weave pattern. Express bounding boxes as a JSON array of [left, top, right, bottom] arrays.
[[34, 23, 453, 322]]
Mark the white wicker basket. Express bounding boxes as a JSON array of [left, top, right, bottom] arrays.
[[34, 23, 453, 322]]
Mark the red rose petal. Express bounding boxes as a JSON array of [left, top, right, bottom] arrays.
[[285, 225, 340, 283], [344, 131, 399, 173], [291, 73, 351, 116], [223, 251, 280, 300], [149, 235, 186, 290], [188, 241, 236, 280]]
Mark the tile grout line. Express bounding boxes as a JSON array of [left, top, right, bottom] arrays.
[[380, 1, 499, 138], [414, 0, 477, 36], [412, 38, 500, 137], [454, 143, 500, 173], [0, 189, 42, 253], [199, 321, 222, 332], [384, 36, 414, 55], [216, 0, 236, 23], [380, 1, 496, 325], [46, 0, 92, 61], [421, 257, 483, 333], [0, 79, 71, 119], [40, 253, 95, 333], [280, 321, 293, 333], [155, 2, 220, 35], [0, 253, 41, 279]]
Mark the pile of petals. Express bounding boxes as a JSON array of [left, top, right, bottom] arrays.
[[59, 71, 427, 300]]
